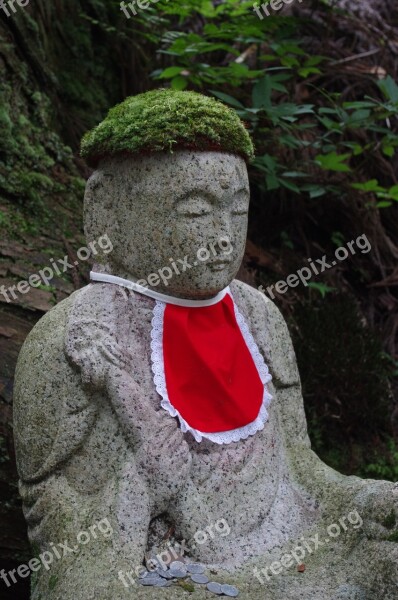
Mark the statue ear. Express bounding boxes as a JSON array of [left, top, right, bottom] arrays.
[[83, 169, 119, 262]]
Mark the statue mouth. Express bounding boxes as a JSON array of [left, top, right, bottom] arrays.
[[207, 260, 231, 271]]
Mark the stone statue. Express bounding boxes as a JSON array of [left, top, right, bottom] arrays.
[[13, 90, 398, 599]]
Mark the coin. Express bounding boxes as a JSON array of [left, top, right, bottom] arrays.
[[139, 570, 161, 579], [207, 581, 223, 594], [139, 570, 153, 578], [169, 568, 187, 578], [158, 569, 174, 580], [169, 561, 186, 570], [191, 574, 209, 584], [139, 577, 163, 586], [187, 563, 205, 574], [221, 583, 239, 597], [155, 578, 173, 587]]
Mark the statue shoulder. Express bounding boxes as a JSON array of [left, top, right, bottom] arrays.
[[230, 279, 300, 387], [13, 287, 97, 482]]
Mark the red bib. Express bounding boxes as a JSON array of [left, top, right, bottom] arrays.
[[151, 291, 272, 444]]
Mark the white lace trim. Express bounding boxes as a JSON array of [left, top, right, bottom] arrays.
[[150, 293, 272, 445]]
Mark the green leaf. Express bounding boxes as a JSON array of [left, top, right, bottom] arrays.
[[171, 76, 188, 90], [317, 117, 341, 131], [343, 101, 376, 109], [382, 145, 395, 157], [158, 66, 184, 79], [252, 76, 272, 109], [383, 187, 398, 199], [281, 56, 300, 68], [209, 90, 244, 109], [298, 67, 321, 78], [279, 178, 301, 193], [351, 179, 384, 192], [200, 0, 216, 17], [272, 42, 306, 56], [348, 109, 371, 122], [266, 174, 280, 190], [388, 184, 398, 196], [331, 231, 345, 247], [378, 76, 398, 104], [281, 230, 294, 249], [304, 55, 325, 67], [318, 107, 341, 115], [343, 142, 364, 155], [307, 282, 337, 298], [300, 184, 328, 198], [315, 152, 351, 172], [281, 171, 308, 178], [255, 153, 277, 170]]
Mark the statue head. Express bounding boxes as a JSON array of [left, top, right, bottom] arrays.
[[81, 90, 254, 299]]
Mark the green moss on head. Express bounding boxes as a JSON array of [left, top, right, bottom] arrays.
[[387, 530, 398, 543], [80, 89, 254, 166], [383, 510, 396, 530]]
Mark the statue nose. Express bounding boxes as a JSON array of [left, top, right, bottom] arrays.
[[213, 214, 233, 240]]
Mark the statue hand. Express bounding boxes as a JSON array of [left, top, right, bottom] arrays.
[[353, 479, 398, 542], [105, 367, 192, 504]]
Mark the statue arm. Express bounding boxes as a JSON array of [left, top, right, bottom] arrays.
[[13, 292, 151, 597], [232, 280, 398, 540], [65, 284, 192, 510]]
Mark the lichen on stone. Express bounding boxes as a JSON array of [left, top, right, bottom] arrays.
[[383, 509, 397, 530], [80, 89, 254, 166]]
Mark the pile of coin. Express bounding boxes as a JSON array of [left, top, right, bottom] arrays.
[[137, 560, 239, 596]]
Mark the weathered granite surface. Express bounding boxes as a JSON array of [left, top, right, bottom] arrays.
[[13, 152, 398, 599]]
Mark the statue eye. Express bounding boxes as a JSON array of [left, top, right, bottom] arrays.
[[232, 205, 248, 216], [175, 197, 213, 217], [231, 191, 249, 215]]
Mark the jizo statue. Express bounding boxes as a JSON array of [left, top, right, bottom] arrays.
[[12, 90, 398, 599]]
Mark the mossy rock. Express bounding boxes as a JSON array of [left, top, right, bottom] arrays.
[[80, 89, 254, 166]]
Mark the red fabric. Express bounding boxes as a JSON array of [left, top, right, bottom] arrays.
[[163, 293, 264, 433]]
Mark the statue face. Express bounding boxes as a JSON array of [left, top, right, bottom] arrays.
[[85, 151, 249, 299]]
